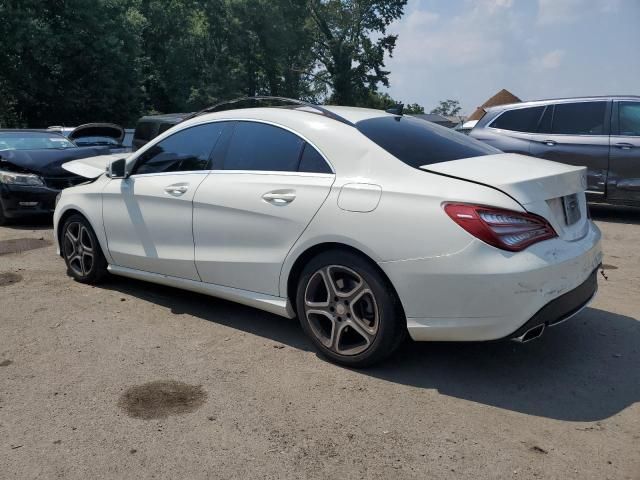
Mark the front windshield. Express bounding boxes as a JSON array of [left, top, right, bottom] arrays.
[[0, 132, 76, 151]]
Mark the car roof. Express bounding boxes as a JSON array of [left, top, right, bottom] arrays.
[[486, 95, 640, 112], [138, 113, 190, 122], [0, 129, 64, 134]]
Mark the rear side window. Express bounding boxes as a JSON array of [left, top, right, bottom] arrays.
[[223, 122, 304, 172], [490, 106, 544, 132], [356, 116, 499, 169], [619, 102, 640, 136], [299, 143, 332, 173], [133, 122, 226, 175], [551, 102, 607, 135]]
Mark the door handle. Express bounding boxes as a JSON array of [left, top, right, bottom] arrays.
[[543, 140, 557, 146], [615, 142, 633, 150], [262, 191, 296, 205], [164, 184, 188, 196]]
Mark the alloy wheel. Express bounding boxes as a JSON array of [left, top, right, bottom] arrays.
[[63, 222, 95, 277], [303, 265, 379, 356]]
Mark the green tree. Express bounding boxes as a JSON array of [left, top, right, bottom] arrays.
[[308, 0, 407, 106], [404, 103, 424, 114], [430, 99, 462, 117], [0, 0, 146, 127]]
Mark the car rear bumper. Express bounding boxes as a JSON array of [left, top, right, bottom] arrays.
[[0, 184, 59, 218], [380, 221, 602, 342], [508, 267, 598, 342]]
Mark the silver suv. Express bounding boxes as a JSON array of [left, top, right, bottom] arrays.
[[470, 96, 640, 206]]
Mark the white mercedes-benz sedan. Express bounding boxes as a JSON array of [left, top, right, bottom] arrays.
[[54, 98, 602, 367]]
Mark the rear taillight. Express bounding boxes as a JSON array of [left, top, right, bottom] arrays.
[[444, 203, 557, 252]]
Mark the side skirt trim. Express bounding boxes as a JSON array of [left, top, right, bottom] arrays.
[[107, 264, 295, 318]]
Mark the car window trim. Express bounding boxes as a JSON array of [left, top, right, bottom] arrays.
[[216, 118, 335, 174]]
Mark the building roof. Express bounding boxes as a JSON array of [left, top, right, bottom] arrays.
[[412, 113, 457, 124], [467, 89, 521, 121]]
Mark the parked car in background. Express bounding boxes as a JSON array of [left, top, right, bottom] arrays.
[[470, 96, 640, 206], [49, 123, 129, 153], [0, 129, 110, 224], [54, 98, 601, 367], [132, 113, 188, 151], [455, 120, 478, 135]]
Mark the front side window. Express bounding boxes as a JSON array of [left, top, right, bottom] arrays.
[[490, 106, 544, 133], [619, 102, 640, 136], [357, 116, 499, 169], [133, 122, 226, 175], [551, 102, 607, 135], [223, 122, 304, 172]]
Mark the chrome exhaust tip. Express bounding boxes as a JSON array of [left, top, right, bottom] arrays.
[[513, 324, 545, 343]]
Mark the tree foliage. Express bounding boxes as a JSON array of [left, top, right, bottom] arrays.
[[404, 103, 424, 114], [430, 99, 462, 117], [0, 0, 414, 127]]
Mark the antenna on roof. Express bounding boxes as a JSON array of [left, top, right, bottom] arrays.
[[385, 103, 404, 116]]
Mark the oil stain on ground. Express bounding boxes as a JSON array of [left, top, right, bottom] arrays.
[[118, 380, 207, 420], [601, 264, 618, 270], [0, 272, 22, 286], [0, 238, 52, 255]]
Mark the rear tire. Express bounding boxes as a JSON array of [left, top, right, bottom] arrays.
[[61, 214, 107, 284], [296, 250, 406, 368]]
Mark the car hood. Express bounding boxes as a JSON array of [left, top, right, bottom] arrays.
[[69, 123, 125, 144], [62, 153, 126, 178], [0, 147, 111, 177]]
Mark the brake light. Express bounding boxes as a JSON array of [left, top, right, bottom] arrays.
[[444, 203, 557, 252]]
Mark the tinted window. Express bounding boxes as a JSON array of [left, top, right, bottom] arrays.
[[133, 123, 225, 175], [538, 106, 553, 133], [551, 102, 607, 135], [299, 143, 331, 173], [133, 121, 156, 142], [357, 116, 500, 169], [490, 106, 544, 132], [224, 122, 304, 171], [619, 102, 640, 136]]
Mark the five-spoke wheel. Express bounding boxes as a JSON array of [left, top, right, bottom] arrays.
[[304, 265, 379, 356], [296, 250, 406, 367], [61, 214, 107, 283]]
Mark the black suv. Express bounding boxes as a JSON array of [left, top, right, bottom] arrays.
[[470, 96, 640, 206], [132, 113, 189, 151]]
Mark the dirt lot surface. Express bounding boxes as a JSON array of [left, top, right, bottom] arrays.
[[1, 206, 638, 479]]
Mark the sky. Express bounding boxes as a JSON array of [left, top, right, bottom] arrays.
[[383, 0, 640, 116]]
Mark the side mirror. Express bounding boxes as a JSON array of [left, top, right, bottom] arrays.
[[108, 158, 127, 178]]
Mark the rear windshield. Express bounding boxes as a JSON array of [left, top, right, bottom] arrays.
[[356, 116, 499, 168], [0, 132, 76, 151]]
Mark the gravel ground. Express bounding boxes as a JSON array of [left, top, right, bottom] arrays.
[[0, 205, 638, 479]]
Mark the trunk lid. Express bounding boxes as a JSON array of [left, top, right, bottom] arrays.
[[421, 153, 590, 241], [69, 123, 125, 146]]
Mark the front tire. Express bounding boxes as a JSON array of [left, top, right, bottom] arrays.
[[61, 214, 107, 284], [296, 250, 406, 368], [0, 202, 9, 226]]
